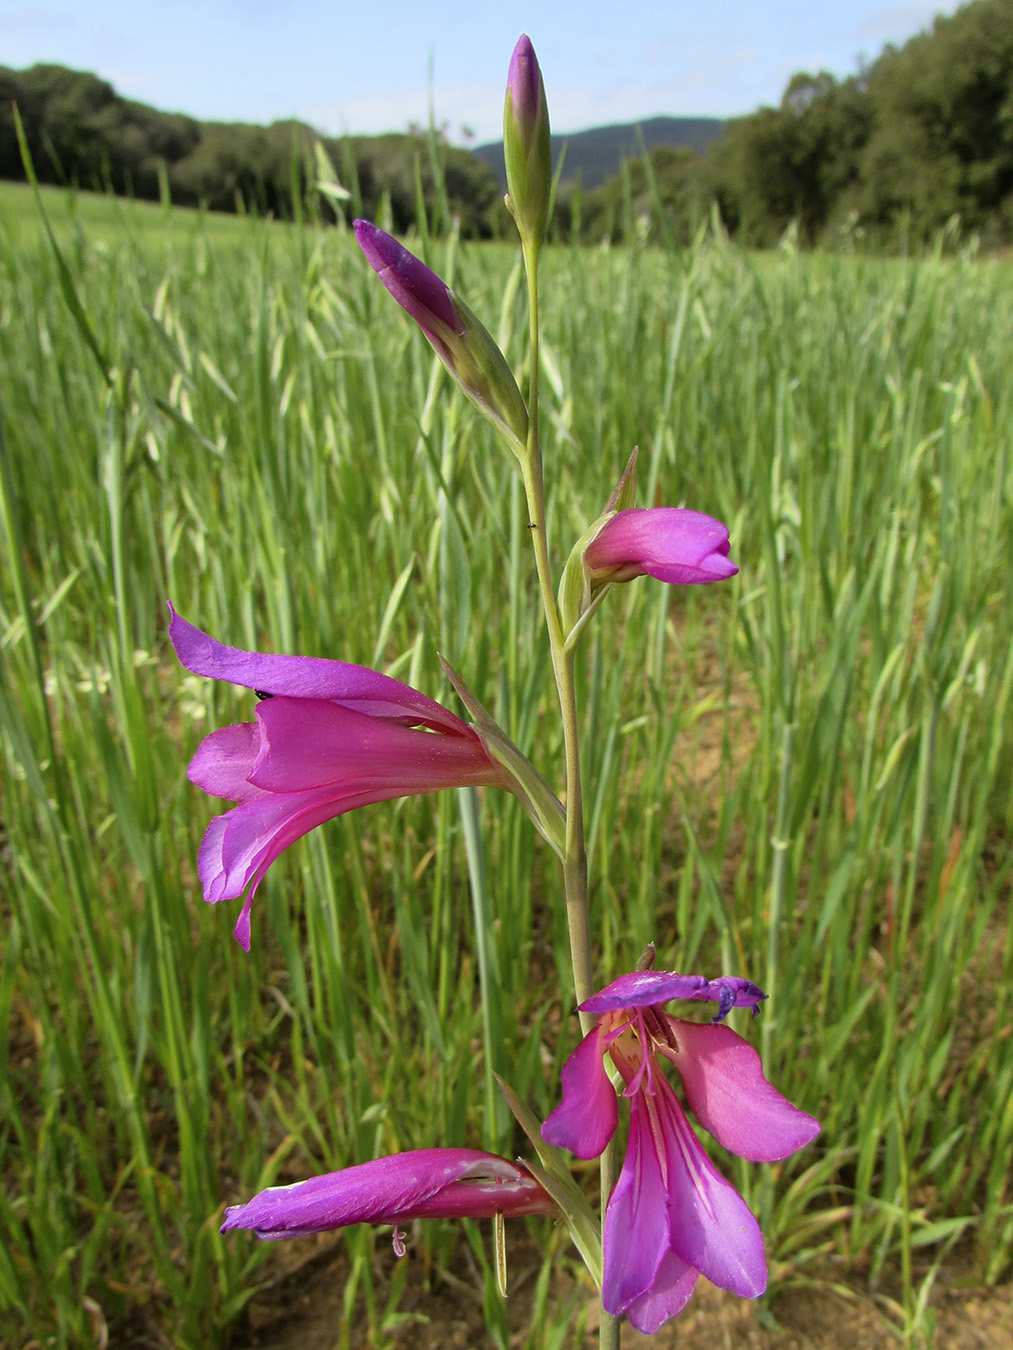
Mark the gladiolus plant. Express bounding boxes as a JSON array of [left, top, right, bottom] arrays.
[[173, 32, 820, 1346]]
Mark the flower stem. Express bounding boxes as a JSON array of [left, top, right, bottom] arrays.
[[518, 238, 593, 1019], [519, 236, 619, 1350]]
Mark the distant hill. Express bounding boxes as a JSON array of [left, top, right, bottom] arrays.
[[473, 117, 725, 191]]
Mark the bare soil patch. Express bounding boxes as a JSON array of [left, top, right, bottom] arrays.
[[234, 1233, 1011, 1350]]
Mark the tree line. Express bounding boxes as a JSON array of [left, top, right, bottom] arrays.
[[572, 0, 1013, 248], [0, 63, 498, 236], [3, 0, 1012, 248]]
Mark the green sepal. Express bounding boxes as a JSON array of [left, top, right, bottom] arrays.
[[604, 446, 639, 514], [494, 1074, 603, 1289], [447, 292, 529, 458], [558, 517, 602, 639], [439, 657, 566, 858], [558, 448, 640, 641]]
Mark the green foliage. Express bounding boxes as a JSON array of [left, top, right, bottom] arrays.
[[557, 145, 700, 245], [573, 0, 1013, 250], [1, 182, 1012, 1347], [5, 0, 1013, 250], [0, 63, 499, 234], [857, 0, 1013, 238], [0, 63, 201, 195]]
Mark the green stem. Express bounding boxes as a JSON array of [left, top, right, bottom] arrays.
[[518, 238, 593, 1017], [518, 235, 619, 1350]]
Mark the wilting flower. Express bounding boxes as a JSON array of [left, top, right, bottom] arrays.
[[170, 608, 506, 949], [354, 219, 529, 450], [221, 1148, 555, 1250], [543, 970, 820, 1334], [503, 34, 551, 247], [585, 507, 738, 589]]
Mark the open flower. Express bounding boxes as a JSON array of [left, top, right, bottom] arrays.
[[585, 508, 738, 588], [221, 1148, 555, 1250], [170, 608, 505, 949], [542, 971, 820, 1334]]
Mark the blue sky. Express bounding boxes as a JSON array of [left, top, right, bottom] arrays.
[[3, 1, 962, 143]]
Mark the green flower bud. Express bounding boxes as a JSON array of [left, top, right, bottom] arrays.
[[503, 35, 552, 249]]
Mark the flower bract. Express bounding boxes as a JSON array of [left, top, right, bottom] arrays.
[[542, 970, 820, 1333]]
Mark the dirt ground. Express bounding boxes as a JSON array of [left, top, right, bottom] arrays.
[[236, 1232, 1012, 1350]]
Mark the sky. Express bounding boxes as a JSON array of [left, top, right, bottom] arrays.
[[2, 1, 964, 144]]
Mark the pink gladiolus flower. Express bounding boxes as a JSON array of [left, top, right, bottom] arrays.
[[585, 507, 738, 587], [221, 1148, 555, 1247], [543, 971, 820, 1334], [170, 608, 505, 950]]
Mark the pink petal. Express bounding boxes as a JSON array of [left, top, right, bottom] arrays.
[[625, 1250, 699, 1335], [667, 1020, 821, 1162], [353, 221, 465, 355], [188, 722, 262, 802], [248, 697, 492, 793], [233, 894, 253, 952], [541, 1028, 617, 1160], [221, 1149, 553, 1239], [169, 606, 468, 735], [580, 970, 766, 1019], [654, 1077, 767, 1298], [196, 814, 231, 903], [581, 971, 709, 1014], [585, 509, 738, 586], [197, 785, 400, 905], [601, 1089, 671, 1315]]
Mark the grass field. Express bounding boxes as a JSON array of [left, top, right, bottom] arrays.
[[1, 179, 1011, 1348]]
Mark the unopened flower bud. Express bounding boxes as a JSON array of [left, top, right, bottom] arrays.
[[354, 220, 529, 453], [503, 35, 551, 248], [585, 509, 738, 588]]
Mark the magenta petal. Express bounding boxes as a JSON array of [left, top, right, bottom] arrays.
[[198, 785, 390, 906], [506, 35, 541, 125], [668, 1020, 821, 1162], [580, 971, 710, 1014], [249, 697, 492, 794], [625, 1250, 699, 1335], [654, 1078, 767, 1298], [233, 894, 253, 952], [353, 220, 465, 349], [188, 723, 262, 802], [585, 508, 738, 586], [541, 1029, 617, 1160], [602, 1091, 671, 1316], [221, 1149, 553, 1239], [168, 606, 467, 735], [581, 970, 766, 1019]]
